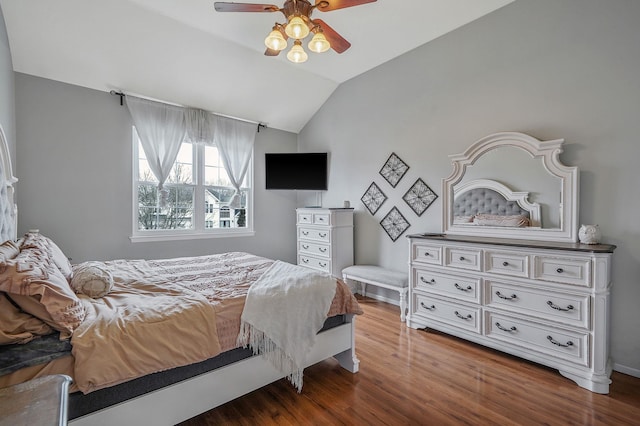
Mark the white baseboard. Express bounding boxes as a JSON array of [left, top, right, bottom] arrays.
[[360, 290, 399, 307], [613, 363, 640, 378]]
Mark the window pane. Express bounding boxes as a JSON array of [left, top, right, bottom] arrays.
[[204, 146, 232, 187], [167, 143, 193, 184], [138, 183, 194, 230], [203, 188, 247, 229]]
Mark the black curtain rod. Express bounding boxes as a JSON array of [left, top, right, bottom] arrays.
[[109, 90, 266, 132]]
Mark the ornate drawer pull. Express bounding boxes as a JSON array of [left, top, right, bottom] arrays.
[[424, 252, 431, 257], [459, 256, 466, 261], [302, 244, 309, 249], [301, 258, 309, 263], [502, 261, 509, 267], [318, 217, 325, 221], [547, 301, 574, 312], [454, 311, 472, 320], [454, 283, 472, 292], [420, 302, 435, 311], [319, 247, 327, 253], [319, 232, 327, 238], [495, 291, 517, 300], [420, 277, 436, 284], [495, 322, 517, 333], [556, 268, 564, 274], [302, 231, 309, 236], [319, 262, 327, 267], [547, 335, 573, 348]]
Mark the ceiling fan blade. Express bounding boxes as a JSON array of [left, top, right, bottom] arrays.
[[214, 2, 280, 13], [312, 19, 350, 53], [315, 0, 376, 12], [264, 47, 282, 56]]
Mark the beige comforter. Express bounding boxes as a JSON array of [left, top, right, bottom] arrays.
[[70, 252, 361, 394]]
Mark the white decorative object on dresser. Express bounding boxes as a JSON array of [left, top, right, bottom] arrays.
[[296, 208, 354, 279], [408, 234, 615, 393]]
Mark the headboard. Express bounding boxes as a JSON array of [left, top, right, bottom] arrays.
[[453, 179, 541, 227], [0, 124, 18, 241]]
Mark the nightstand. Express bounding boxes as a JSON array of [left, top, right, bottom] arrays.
[[0, 374, 72, 426]]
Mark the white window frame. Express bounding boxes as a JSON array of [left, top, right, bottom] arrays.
[[130, 130, 254, 242]]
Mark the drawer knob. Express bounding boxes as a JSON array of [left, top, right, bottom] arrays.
[[319, 247, 327, 253], [302, 231, 309, 236], [556, 268, 564, 274], [459, 256, 466, 261], [420, 302, 436, 311], [319, 233, 327, 238], [420, 277, 436, 284], [502, 261, 509, 267], [424, 252, 431, 257], [302, 244, 309, 249], [454, 283, 473, 292], [319, 262, 327, 267], [302, 258, 309, 263], [547, 301, 574, 312], [495, 322, 517, 333], [454, 311, 473, 321], [547, 335, 574, 348], [495, 291, 517, 301]]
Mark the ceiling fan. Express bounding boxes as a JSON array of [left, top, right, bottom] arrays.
[[214, 0, 377, 63]]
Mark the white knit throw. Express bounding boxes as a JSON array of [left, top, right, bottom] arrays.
[[237, 261, 336, 392]]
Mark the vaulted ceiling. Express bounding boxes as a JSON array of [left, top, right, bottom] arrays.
[[1, 0, 513, 133]]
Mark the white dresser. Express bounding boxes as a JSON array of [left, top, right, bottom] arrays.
[[408, 234, 616, 393], [296, 208, 354, 279]]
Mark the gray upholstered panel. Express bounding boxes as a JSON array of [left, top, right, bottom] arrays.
[[454, 188, 529, 218]]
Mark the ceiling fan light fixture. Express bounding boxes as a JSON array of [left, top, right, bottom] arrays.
[[287, 40, 308, 63], [285, 16, 310, 39], [264, 28, 287, 51], [308, 32, 330, 53]]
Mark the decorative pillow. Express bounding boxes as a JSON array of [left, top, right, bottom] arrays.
[[19, 231, 73, 282], [70, 262, 113, 298], [0, 245, 85, 339], [0, 292, 53, 345], [473, 214, 530, 228]]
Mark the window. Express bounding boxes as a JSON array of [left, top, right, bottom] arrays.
[[132, 130, 253, 241]]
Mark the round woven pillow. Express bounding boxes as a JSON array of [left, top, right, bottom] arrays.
[[70, 262, 114, 298]]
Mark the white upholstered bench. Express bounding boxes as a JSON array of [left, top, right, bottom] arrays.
[[342, 265, 409, 322]]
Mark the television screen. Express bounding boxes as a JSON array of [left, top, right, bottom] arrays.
[[265, 152, 328, 190]]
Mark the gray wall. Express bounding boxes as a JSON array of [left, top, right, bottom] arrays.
[[298, 0, 640, 374], [15, 74, 299, 264], [0, 6, 15, 166]]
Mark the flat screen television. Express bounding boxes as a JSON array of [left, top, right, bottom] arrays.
[[265, 152, 328, 190]]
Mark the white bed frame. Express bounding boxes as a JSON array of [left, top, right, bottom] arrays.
[[0, 124, 360, 426]]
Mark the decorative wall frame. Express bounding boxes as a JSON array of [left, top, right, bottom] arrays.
[[380, 207, 410, 242], [379, 153, 409, 188], [361, 182, 387, 215], [403, 178, 438, 217]]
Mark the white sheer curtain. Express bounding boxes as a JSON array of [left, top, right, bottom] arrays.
[[184, 108, 215, 145], [214, 116, 256, 208], [126, 96, 186, 206]]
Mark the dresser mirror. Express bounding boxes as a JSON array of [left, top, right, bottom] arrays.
[[441, 132, 579, 242]]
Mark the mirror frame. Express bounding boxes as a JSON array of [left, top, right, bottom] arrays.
[[442, 132, 579, 243]]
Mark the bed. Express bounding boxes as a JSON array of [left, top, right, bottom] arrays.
[[452, 178, 541, 228], [0, 125, 362, 425]]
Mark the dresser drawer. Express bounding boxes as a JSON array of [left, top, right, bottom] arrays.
[[313, 213, 331, 225], [299, 241, 330, 258], [297, 212, 313, 225], [298, 255, 331, 273], [485, 312, 589, 367], [534, 255, 591, 287], [485, 250, 529, 278], [298, 227, 331, 243], [413, 269, 480, 303], [445, 247, 482, 271], [411, 243, 443, 266], [486, 280, 590, 329], [413, 293, 481, 334]]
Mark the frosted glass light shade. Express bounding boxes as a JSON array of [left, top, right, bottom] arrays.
[[285, 16, 310, 39], [308, 32, 330, 53], [287, 42, 308, 63], [264, 29, 287, 51]]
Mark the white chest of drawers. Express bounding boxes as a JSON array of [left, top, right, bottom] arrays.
[[408, 234, 616, 393], [296, 208, 354, 279]]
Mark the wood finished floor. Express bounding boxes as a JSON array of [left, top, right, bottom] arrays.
[[179, 297, 640, 425]]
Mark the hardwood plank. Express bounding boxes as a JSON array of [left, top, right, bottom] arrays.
[[179, 297, 640, 425]]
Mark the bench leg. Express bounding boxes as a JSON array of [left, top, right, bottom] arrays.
[[398, 289, 408, 322]]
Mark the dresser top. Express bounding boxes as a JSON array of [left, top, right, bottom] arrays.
[[407, 233, 616, 253]]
